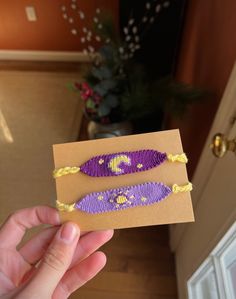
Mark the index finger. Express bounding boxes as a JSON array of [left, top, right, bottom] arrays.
[[0, 206, 60, 248]]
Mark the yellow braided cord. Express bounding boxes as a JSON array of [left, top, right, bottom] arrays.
[[172, 182, 193, 194], [53, 166, 80, 178], [56, 200, 75, 212], [167, 153, 188, 163]]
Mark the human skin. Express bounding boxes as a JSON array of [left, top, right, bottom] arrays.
[[0, 205, 113, 299]]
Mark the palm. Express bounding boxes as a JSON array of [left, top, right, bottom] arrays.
[[0, 248, 31, 290], [0, 206, 113, 298]]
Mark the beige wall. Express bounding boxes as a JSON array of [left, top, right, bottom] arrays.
[[169, 0, 236, 178], [0, 71, 83, 224], [0, 0, 118, 50]]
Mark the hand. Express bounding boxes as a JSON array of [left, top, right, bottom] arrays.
[[0, 206, 113, 299]]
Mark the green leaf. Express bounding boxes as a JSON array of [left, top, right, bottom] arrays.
[[98, 102, 111, 117], [101, 79, 117, 91], [93, 84, 107, 97], [66, 82, 77, 92], [91, 66, 112, 80], [99, 45, 115, 62], [86, 99, 96, 109], [104, 94, 119, 108]]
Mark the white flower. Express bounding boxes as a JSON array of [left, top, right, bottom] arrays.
[[129, 43, 134, 49], [71, 29, 77, 35], [88, 46, 94, 53], [61, 6, 66, 11], [72, 0, 77, 2], [123, 27, 128, 34], [135, 44, 141, 50], [105, 38, 111, 43], [71, 4, 76, 10], [128, 19, 135, 25], [83, 49, 88, 54], [96, 8, 101, 14], [93, 17, 98, 23], [132, 26, 138, 34], [88, 31, 92, 36], [156, 4, 161, 13], [146, 2, 151, 9], [81, 37, 86, 43], [98, 23, 103, 29], [142, 16, 148, 23], [79, 11, 85, 19], [95, 35, 101, 42], [86, 35, 91, 41], [69, 17, 74, 23], [83, 27, 87, 33], [119, 47, 124, 54], [125, 35, 131, 41], [150, 17, 155, 23], [163, 1, 170, 8], [63, 13, 68, 19], [135, 36, 140, 42]]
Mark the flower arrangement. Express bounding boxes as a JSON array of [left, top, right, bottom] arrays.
[[63, 1, 204, 126]]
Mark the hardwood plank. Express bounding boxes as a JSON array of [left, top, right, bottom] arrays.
[[105, 255, 175, 275], [82, 272, 176, 296], [70, 289, 176, 299]]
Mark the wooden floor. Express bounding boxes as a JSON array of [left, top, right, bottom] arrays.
[[71, 225, 177, 299]]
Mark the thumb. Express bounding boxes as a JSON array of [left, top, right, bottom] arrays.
[[19, 222, 80, 298]]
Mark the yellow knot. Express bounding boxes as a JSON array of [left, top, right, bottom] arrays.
[[56, 200, 75, 212], [53, 166, 80, 178], [167, 153, 188, 163], [172, 182, 193, 194]]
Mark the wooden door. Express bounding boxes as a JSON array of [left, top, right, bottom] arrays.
[[170, 62, 236, 298]]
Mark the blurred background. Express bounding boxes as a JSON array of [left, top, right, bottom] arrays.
[[1, 1, 236, 298]]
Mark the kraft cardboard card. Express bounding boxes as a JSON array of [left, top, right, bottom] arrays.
[[53, 129, 194, 231]]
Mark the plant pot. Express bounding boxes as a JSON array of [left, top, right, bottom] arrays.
[[87, 120, 133, 139]]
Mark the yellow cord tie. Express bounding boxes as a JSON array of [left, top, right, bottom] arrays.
[[56, 200, 75, 212], [167, 153, 188, 163], [172, 182, 193, 194], [53, 166, 80, 178]]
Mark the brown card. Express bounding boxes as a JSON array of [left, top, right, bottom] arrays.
[[53, 129, 194, 231]]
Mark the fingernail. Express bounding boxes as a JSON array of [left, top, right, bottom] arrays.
[[60, 223, 79, 243]]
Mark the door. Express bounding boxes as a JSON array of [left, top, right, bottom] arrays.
[[169, 62, 236, 298]]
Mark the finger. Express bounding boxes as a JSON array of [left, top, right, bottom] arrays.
[[0, 206, 60, 248], [53, 251, 106, 299], [70, 229, 113, 268], [19, 226, 59, 265], [18, 222, 80, 298]]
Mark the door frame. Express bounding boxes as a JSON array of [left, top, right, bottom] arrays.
[[170, 61, 236, 252]]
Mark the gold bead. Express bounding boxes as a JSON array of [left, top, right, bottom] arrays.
[[116, 195, 128, 204]]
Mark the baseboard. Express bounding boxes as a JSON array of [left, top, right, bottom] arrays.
[[0, 50, 93, 62]]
